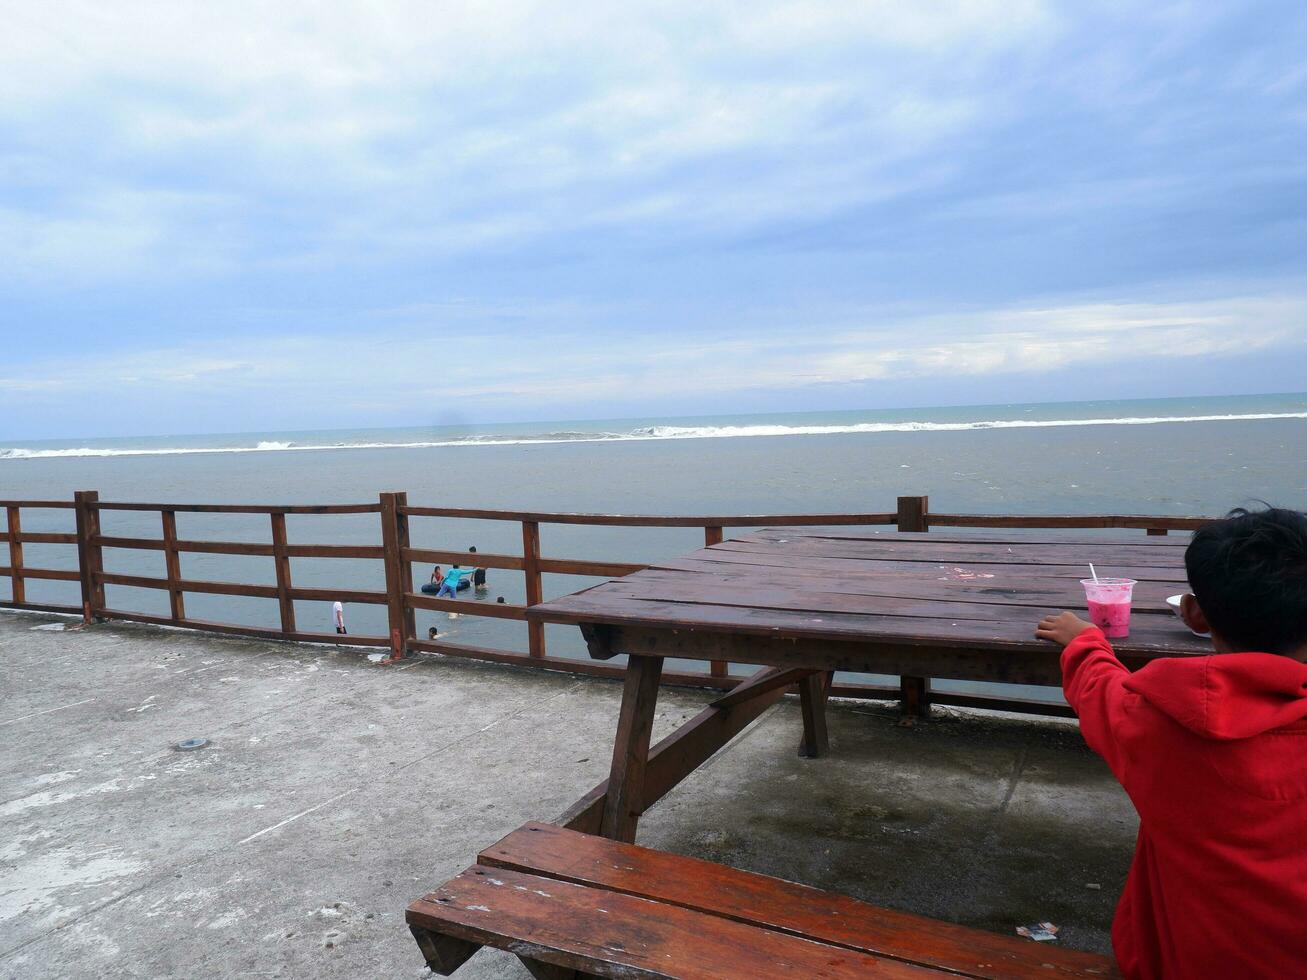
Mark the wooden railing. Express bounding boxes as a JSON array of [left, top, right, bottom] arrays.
[[1, 491, 1211, 716]]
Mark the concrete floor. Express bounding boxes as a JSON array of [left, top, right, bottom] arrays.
[[0, 610, 1135, 979]]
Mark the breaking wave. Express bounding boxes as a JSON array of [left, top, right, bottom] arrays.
[[3, 411, 1304, 460]]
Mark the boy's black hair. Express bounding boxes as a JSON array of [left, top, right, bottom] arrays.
[[1185, 506, 1307, 655]]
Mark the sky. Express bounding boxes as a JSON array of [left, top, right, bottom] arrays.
[[2, 0, 1306, 439]]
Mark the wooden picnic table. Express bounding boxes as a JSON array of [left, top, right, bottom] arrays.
[[528, 527, 1209, 843]]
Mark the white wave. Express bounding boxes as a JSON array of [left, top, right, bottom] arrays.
[[633, 412, 1307, 441], [2, 411, 1303, 460]]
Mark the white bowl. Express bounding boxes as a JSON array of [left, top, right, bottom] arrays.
[[1167, 594, 1210, 638]]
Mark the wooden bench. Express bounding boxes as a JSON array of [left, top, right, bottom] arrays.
[[407, 822, 1119, 979]]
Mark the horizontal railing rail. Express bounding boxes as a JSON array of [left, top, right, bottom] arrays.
[[1, 491, 1214, 718]]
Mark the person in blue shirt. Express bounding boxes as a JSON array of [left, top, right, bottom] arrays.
[[436, 565, 469, 598]]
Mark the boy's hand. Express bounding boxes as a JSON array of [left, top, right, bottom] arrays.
[[1035, 611, 1095, 646]]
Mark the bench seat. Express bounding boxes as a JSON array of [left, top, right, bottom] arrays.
[[407, 822, 1119, 979]]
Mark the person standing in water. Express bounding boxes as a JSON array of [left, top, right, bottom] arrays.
[[436, 566, 468, 598], [469, 546, 487, 591]]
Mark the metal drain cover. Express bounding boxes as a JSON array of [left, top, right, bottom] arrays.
[[173, 738, 210, 752]]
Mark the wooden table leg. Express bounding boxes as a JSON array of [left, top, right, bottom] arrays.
[[899, 675, 932, 724], [798, 670, 832, 757], [599, 655, 664, 843]]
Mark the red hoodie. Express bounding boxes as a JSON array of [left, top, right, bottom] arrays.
[[1062, 627, 1307, 979]]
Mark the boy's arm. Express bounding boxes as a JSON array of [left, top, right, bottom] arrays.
[[1037, 612, 1134, 782]]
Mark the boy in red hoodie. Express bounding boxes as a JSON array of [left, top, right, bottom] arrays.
[[1035, 507, 1307, 979]]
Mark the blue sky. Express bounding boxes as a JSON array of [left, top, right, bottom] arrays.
[[2, 0, 1305, 438]]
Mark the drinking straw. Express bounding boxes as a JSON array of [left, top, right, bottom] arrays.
[[1089, 563, 1099, 583]]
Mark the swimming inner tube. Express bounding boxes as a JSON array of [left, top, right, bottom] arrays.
[[420, 578, 471, 595]]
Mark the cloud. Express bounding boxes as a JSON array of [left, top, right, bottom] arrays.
[[0, 1, 1057, 283], [1, 1, 1304, 437], [5, 292, 1301, 418]]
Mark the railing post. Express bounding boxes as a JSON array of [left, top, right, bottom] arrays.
[[379, 492, 412, 660], [6, 506, 25, 605], [704, 525, 728, 679], [896, 495, 931, 721], [896, 494, 929, 533], [161, 510, 186, 622], [73, 490, 105, 623], [269, 512, 295, 634], [522, 520, 545, 658]]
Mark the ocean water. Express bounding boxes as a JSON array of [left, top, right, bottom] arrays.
[[3, 392, 1305, 695]]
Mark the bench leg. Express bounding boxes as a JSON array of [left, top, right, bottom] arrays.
[[410, 925, 479, 975], [798, 670, 832, 757], [600, 654, 664, 843], [520, 958, 600, 980], [899, 675, 932, 725]]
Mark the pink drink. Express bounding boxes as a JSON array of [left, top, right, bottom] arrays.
[[1081, 578, 1137, 639]]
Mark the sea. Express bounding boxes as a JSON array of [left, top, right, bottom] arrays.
[[4, 392, 1305, 701]]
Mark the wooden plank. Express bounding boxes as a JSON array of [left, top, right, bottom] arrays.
[[408, 925, 479, 975], [96, 535, 167, 551], [95, 501, 382, 514], [161, 510, 185, 622], [407, 867, 922, 979], [401, 505, 899, 527], [563, 673, 789, 834], [518, 957, 587, 980], [0, 599, 83, 614], [287, 586, 387, 604], [406, 593, 528, 620], [588, 620, 1182, 687], [717, 536, 1188, 569], [651, 551, 1188, 593], [533, 587, 1200, 654], [6, 506, 24, 604], [73, 490, 105, 623], [405, 547, 524, 571], [760, 527, 1191, 547], [704, 525, 728, 679], [480, 824, 1119, 980], [0, 566, 80, 582], [406, 638, 736, 690], [379, 491, 410, 659], [650, 547, 1191, 584], [900, 675, 932, 721], [96, 571, 281, 600], [97, 608, 390, 646], [708, 666, 813, 710], [931, 512, 1208, 530], [522, 520, 545, 658], [753, 528, 1189, 553], [600, 655, 663, 843], [173, 538, 383, 560], [897, 494, 929, 533], [640, 560, 1182, 612], [283, 543, 384, 559], [175, 539, 276, 557], [15, 532, 79, 544], [589, 574, 1145, 624], [536, 557, 644, 577], [0, 500, 77, 509], [798, 670, 832, 756], [270, 512, 295, 634]]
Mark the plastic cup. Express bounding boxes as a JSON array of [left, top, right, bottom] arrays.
[[1081, 578, 1137, 638]]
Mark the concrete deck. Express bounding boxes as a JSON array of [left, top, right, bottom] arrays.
[[0, 610, 1134, 978]]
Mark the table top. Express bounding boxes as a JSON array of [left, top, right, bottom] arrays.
[[528, 527, 1211, 658]]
